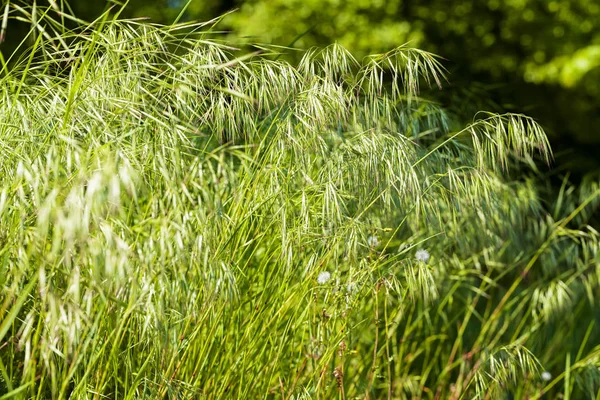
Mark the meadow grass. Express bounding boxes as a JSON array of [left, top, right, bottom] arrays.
[[0, 6, 600, 399]]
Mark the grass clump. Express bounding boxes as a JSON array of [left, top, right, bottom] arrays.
[[0, 9, 600, 399]]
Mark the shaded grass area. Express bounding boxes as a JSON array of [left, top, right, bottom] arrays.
[[0, 11, 600, 399]]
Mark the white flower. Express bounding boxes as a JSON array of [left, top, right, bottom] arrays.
[[317, 271, 331, 284], [416, 249, 430, 263], [541, 371, 552, 382], [367, 235, 379, 247], [346, 282, 357, 293]]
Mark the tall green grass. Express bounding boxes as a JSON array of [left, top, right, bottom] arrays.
[[0, 5, 600, 399]]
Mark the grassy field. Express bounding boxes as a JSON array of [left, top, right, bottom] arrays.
[[0, 9, 600, 399]]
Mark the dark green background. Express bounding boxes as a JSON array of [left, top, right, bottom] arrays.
[[1, 0, 599, 178]]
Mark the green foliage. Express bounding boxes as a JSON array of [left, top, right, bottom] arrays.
[[0, 6, 599, 399], [221, 0, 600, 89]]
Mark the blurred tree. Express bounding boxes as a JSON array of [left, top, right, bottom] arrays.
[[222, 0, 600, 90]]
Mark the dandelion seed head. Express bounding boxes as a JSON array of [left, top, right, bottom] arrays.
[[367, 235, 379, 247], [416, 249, 430, 263], [317, 271, 331, 284], [541, 371, 552, 382]]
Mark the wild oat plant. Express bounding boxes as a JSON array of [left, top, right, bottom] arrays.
[[0, 11, 600, 400]]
